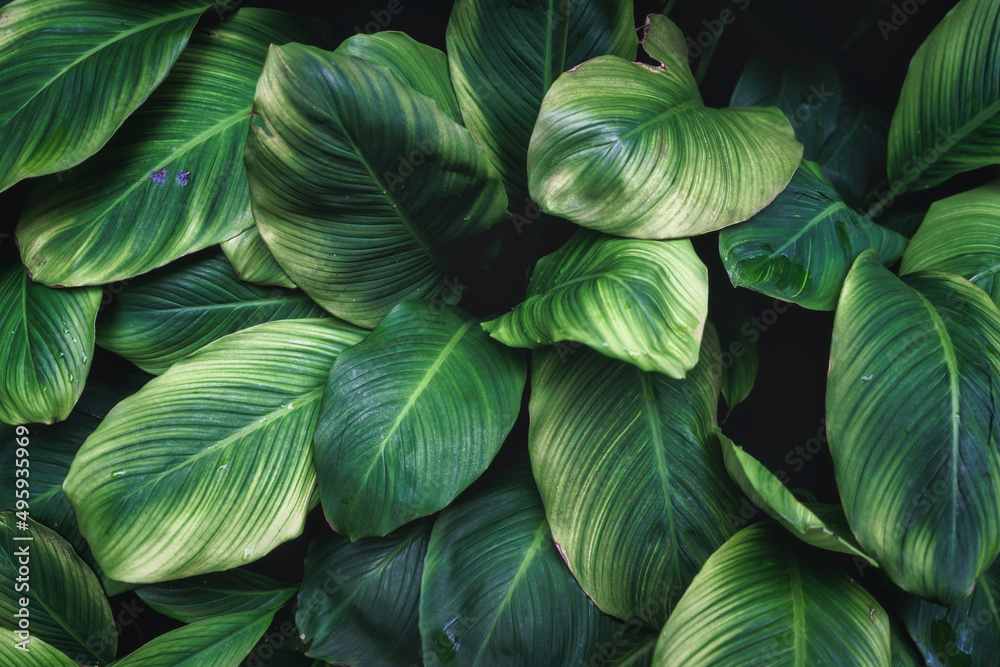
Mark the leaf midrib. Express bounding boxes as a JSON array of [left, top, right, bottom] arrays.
[[768, 199, 849, 258], [470, 520, 550, 665], [640, 372, 680, 581], [542, 0, 570, 93], [353, 320, 474, 493], [913, 289, 962, 550], [124, 295, 309, 313], [0, 4, 209, 132], [787, 555, 806, 667], [120, 385, 324, 502]]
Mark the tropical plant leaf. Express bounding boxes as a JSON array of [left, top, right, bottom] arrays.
[[653, 522, 891, 666], [314, 300, 525, 538], [815, 100, 889, 208], [721, 432, 877, 566], [0, 0, 212, 192], [828, 250, 1000, 606], [137, 571, 297, 624], [335, 31, 461, 122], [220, 226, 295, 289], [719, 160, 908, 310], [482, 229, 708, 379], [0, 375, 147, 596], [96, 253, 328, 375], [446, 0, 637, 205], [109, 609, 275, 667], [0, 628, 76, 667], [529, 323, 741, 629], [296, 520, 430, 665], [900, 555, 1000, 667], [0, 514, 116, 664], [244, 41, 507, 329], [16, 8, 322, 286], [526, 14, 802, 239], [0, 262, 100, 424], [609, 633, 657, 667], [886, 0, 1000, 192], [900, 179, 1000, 305], [891, 615, 927, 667], [63, 318, 365, 583], [421, 464, 635, 666], [730, 59, 842, 160]]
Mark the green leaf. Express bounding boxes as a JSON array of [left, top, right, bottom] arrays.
[[63, 318, 365, 583], [137, 571, 297, 624], [314, 300, 525, 539], [719, 160, 907, 310], [96, 253, 328, 375], [420, 464, 633, 667], [335, 31, 461, 123], [891, 615, 927, 667], [446, 0, 637, 205], [0, 628, 76, 667], [529, 323, 741, 629], [900, 556, 1000, 666], [244, 41, 507, 328], [0, 375, 147, 596], [482, 229, 708, 379], [900, 179, 1000, 305], [296, 521, 430, 665], [0, 262, 100, 424], [0, 0, 212, 192], [653, 522, 891, 666], [220, 226, 295, 289], [527, 14, 802, 239], [828, 250, 1000, 606], [110, 609, 275, 667], [16, 8, 322, 286], [721, 432, 877, 566], [0, 514, 116, 664], [730, 59, 842, 160], [886, 0, 1000, 193]]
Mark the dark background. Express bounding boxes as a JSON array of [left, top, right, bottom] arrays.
[[0, 0, 965, 660]]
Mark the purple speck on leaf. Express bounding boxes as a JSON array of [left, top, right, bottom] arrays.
[[149, 168, 167, 185], [176, 171, 191, 186]]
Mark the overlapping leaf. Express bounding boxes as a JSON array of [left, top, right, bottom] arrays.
[[314, 301, 525, 538], [527, 14, 802, 239], [16, 8, 321, 286], [654, 522, 890, 666], [730, 59, 842, 160], [900, 555, 1000, 666], [446, 0, 637, 205], [0, 0, 212, 192], [420, 465, 635, 667], [0, 628, 75, 667], [816, 100, 889, 208], [719, 160, 907, 310], [529, 324, 741, 629], [886, 0, 1000, 192], [0, 515, 115, 664], [0, 262, 100, 424], [245, 42, 507, 328], [828, 250, 1000, 605], [722, 433, 876, 566], [0, 375, 147, 596], [297, 521, 430, 665], [110, 609, 274, 667], [64, 319, 365, 583], [221, 226, 295, 288], [137, 571, 296, 624], [900, 178, 1000, 305], [97, 253, 328, 374], [482, 230, 708, 379]]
